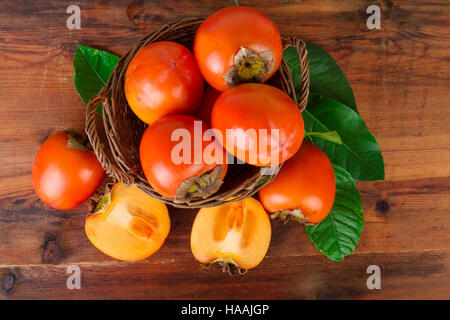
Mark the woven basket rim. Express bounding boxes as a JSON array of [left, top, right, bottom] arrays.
[[85, 17, 310, 208]]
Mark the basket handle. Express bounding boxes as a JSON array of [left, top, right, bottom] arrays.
[[85, 88, 132, 184], [282, 36, 310, 112]]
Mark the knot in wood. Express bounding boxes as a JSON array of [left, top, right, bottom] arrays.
[[42, 238, 61, 265]]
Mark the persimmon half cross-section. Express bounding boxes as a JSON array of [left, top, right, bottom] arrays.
[[85, 183, 170, 261], [190, 197, 271, 270]]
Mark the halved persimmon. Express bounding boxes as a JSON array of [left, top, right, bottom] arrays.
[[85, 183, 170, 261], [190, 197, 271, 271]]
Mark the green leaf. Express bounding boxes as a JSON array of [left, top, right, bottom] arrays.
[[73, 46, 119, 113], [303, 94, 385, 181], [283, 46, 302, 99], [305, 131, 342, 145], [306, 43, 357, 112], [305, 164, 363, 262]]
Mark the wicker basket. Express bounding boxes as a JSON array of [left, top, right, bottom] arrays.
[[85, 17, 309, 208]]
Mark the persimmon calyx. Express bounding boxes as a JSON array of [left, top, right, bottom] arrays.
[[270, 208, 315, 225], [65, 129, 93, 151], [205, 257, 248, 276], [224, 47, 274, 88], [175, 166, 224, 202], [93, 192, 111, 214]]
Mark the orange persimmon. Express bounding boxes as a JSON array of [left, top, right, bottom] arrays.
[[32, 130, 105, 210], [259, 141, 336, 224], [125, 41, 204, 125], [85, 183, 170, 261], [190, 197, 271, 271], [139, 115, 228, 200], [194, 6, 283, 91], [211, 83, 304, 166]]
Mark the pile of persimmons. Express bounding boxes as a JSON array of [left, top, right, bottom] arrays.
[[32, 7, 335, 272]]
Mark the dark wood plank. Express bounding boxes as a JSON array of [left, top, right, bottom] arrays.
[[1, 250, 448, 299]]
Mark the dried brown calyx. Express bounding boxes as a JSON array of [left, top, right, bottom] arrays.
[[202, 258, 248, 276], [224, 47, 274, 88], [175, 166, 224, 203], [270, 209, 315, 226], [65, 129, 92, 151]]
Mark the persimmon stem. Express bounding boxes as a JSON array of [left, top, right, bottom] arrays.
[[234, 0, 239, 6]]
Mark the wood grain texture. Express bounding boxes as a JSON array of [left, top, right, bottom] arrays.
[[0, 0, 449, 299]]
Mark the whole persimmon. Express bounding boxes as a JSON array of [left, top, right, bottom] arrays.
[[125, 41, 204, 125], [194, 6, 283, 91], [259, 142, 336, 224], [211, 83, 304, 166], [32, 130, 105, 210], [140, 115, 228, 200]]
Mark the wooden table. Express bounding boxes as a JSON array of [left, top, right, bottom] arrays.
[[0, 0, 449, 300]]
